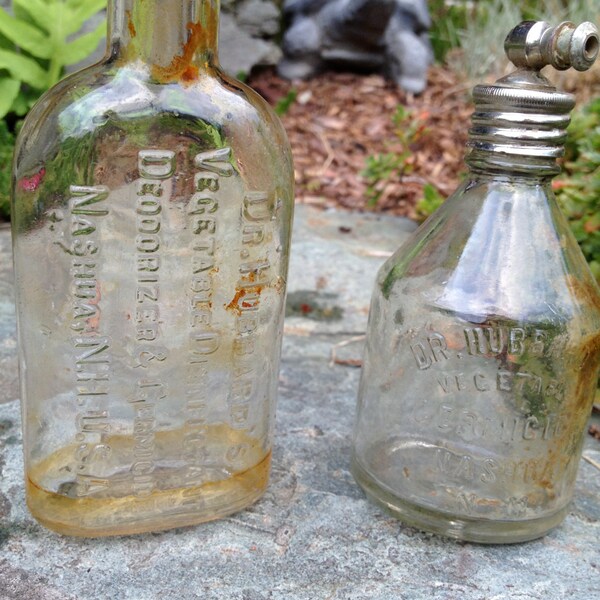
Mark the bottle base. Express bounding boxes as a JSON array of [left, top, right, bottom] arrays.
[[351, 455, 568, 544], [27, 452, 271, 538]]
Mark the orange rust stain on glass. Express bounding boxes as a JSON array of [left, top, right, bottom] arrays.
[[575, 331, 600, 409], [568, 276, 600, 311], [181, 65, 200, 83], [152, 20, 213, 84], [566, 276, 600, 409], [226, 286, 264, 316], [126, 10, 137, 38]]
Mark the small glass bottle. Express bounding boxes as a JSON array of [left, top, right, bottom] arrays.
[[12, 0, 294, 537], [352, 21, 600, 543]]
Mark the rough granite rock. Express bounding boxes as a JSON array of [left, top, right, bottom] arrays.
[[237, 0, 282, 37], [220, 11, 283, 77], [279, 0, 433, 93], [220, 0, 284, 75], [1, 208, 600, 598]]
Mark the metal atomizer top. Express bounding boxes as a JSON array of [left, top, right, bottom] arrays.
[[467, 21, 600, 175]]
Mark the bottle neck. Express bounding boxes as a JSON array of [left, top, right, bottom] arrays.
[[108, 0, 220, 81], [466, 71, 574, 181], [465, 150, 560, 182]]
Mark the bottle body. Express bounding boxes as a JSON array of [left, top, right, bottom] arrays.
[[12, 2, 294, 537], [352, 176, 600, 543]]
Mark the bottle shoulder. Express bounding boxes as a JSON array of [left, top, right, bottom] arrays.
[[378, 177, 600, 327], [12, 62, 295, 238], [15, 62, 292, 175]]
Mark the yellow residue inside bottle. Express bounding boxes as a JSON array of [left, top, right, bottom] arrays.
[[26, 426, 271, 537]]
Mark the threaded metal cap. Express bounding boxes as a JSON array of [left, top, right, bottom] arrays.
[[466, 21, 598, 175]]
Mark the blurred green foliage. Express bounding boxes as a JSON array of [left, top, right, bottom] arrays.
[[429, 0, 600, 78], [554, 99, 600, 283], [428, 0, 466, 64], [362, 106, 428, 207], [415, 183, 445, 221], [0, 0, 106, 220], [275, 88, 298, 116], [0, 120, 14, 219], [0, 0, 106, 119]]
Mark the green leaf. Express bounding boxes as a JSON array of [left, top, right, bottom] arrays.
[[556, 97, 600, 285], [10, 92, 32, 116], [58, 21, 105, 66], [12, 0, 52, 33], [275, 89, 297, 116], [0, 2, 107, 120], [0, 31, 13, 51], [0, 8, 52, 59], [0, 49, 47, 88], [0, 119, 14, 220], [0, 77, 20, 118], [63, 0, 107, 37]]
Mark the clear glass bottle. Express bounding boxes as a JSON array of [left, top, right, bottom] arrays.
[[352, 21, 600, 543], [12, 0, 294, 537]]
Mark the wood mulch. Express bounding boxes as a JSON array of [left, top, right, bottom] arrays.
[[250, 65, 473, 219]]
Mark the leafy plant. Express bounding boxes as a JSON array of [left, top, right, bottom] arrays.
[[442, 0, 600, 82], [275, 88, 297, 116], [0, 0, 106, 118], [362, 106, 428, 207], [428, 0, 467, 63], [0, 120, 15, 219], [0, 0, 106, 220], [416, 183, 445, 221], [554, 98, 600, 284]]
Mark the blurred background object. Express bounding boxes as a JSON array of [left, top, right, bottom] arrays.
[[278, 0, 433, 93]]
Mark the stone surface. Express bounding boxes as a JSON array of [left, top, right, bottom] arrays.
[[0, 225, 17, 405], [237, 0, 282, 37], [285, 206, 416, 336], [279, 0, 433, 93], [219, 0, 284, 76], [1, 207, 600, 599], [220, 11, 283, 77]]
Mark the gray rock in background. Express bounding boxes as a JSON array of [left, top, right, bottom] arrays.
[[68, 2, 283, 77], [220, 0, 283, 75], [237, 0, 282, 37], [279, 0, 433, 93], [19, 1, 434, 85], [220, 10, 283, 77]]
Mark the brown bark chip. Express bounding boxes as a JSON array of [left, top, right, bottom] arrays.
[[250, 67, 473, 218]]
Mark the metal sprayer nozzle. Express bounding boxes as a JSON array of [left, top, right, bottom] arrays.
[[504, 20, 599, 72]]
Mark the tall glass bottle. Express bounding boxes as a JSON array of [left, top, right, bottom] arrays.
[[352, 21, 600, 543], [12, 0, 294, 537]]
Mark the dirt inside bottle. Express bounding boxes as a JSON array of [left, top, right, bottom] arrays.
[[27, 425, 271, 537]]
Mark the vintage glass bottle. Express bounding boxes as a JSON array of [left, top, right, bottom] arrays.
[[352, 21, 600, 543], [12, 0, 294, 536]]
